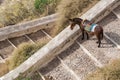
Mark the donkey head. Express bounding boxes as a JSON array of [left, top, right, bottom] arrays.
[[68, 18, 83, 30]]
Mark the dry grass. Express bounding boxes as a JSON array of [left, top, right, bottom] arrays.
[[8, 40, 48, 70], [0, 0, 36, 27], [0, 39, 49, 76], [85, 59, 120, 80], [0, 0, 60, 28], [54, 0, 99, 35]]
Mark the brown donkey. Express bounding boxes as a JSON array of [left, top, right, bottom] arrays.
[[69, 18, 103, 47]]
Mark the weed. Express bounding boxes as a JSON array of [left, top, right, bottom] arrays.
[[85, 59, 120, 80]]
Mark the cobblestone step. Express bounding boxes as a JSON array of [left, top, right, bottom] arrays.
[[59, 43, 98, 80], [39, 58, 76, 80]]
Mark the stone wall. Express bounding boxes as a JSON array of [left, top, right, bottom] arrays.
[[0, 14, 57, 41], [0, 0, 120, 80]]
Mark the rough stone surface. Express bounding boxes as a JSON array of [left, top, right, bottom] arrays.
[[40, 58, 75, 80], [27, 30, 50, 43], [59, 43, 97, 80], [1, 0, 119, 80], [77, 12, 120, 65], [0, 14, 57, 41], [0, 40, 14, 59], [113, 5, 120, 18]]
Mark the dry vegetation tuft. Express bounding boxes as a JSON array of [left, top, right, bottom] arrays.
[[8, 40, 48, 70], [0, 0, 36, 27], [85, 59, 120, 80], [0, 0, 60, 28], [55, 0, 99, 34], [0, 38, 49, 76]]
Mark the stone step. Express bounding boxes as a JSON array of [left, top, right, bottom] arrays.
[[58, 43, 98, 80], [104, 19, 120, 46], [98, 11, 120, 47], [97, 12, 117, 26], [9, 36, 30, 47], [76, 13, 120, 65], [27, 30, 50, 43], [39, 57, 76, 80], [0, 40, 14, 59], [113, 5, 120, 19], [0, 29, 50, 60], [77, 35, 119, 64]]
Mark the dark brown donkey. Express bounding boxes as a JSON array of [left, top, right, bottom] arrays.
[[69, 18, 103, 47]]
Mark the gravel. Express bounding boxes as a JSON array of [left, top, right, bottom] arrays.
[[113, 5, 120, 18], [76, 11, 120, 65], [77, 35, 120, 64], [104, 19, 120, 45], [9, 36, 30, 47], [59, 43, 97, 80], [39, 42, 98, 80], [40, 57, 75, 80], [0, 40, 14, 59], [97, 12, 117, 26], [27, 30, 50, 42]]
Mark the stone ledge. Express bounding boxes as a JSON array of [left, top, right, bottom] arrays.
[[0, 14, 58, 41], [0, 0, 119, 80]]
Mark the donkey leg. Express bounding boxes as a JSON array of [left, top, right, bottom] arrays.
[[98, 34, 101, 47], [98, 30, 103, 47], [86, 32, 89, 40], [81, 31, 84, 40], [98, 39, 101, 48], [95, 33, 101, 47]]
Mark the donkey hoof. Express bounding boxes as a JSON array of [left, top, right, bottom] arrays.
[[81, 38, 84, 40], [96, 41, 99, 44], [98, 45, 100, 48], [87, 38, 89, 40]]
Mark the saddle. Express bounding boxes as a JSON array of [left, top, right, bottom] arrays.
[[84, 23, 98, 32]]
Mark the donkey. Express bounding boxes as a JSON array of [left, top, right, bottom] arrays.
[[69, 18, 103, 47]]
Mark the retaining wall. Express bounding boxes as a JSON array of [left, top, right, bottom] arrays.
[[0, 14, 57, 41], [0, 0, 120, 80]]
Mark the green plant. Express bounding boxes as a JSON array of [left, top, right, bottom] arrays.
[[34, 0, 53, 9], [15, 71, 43, 80], [16, 77, 31, 80], [34, 0, 59, 14]]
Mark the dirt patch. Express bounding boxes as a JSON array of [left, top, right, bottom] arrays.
[[0, 63, 9, 77]]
